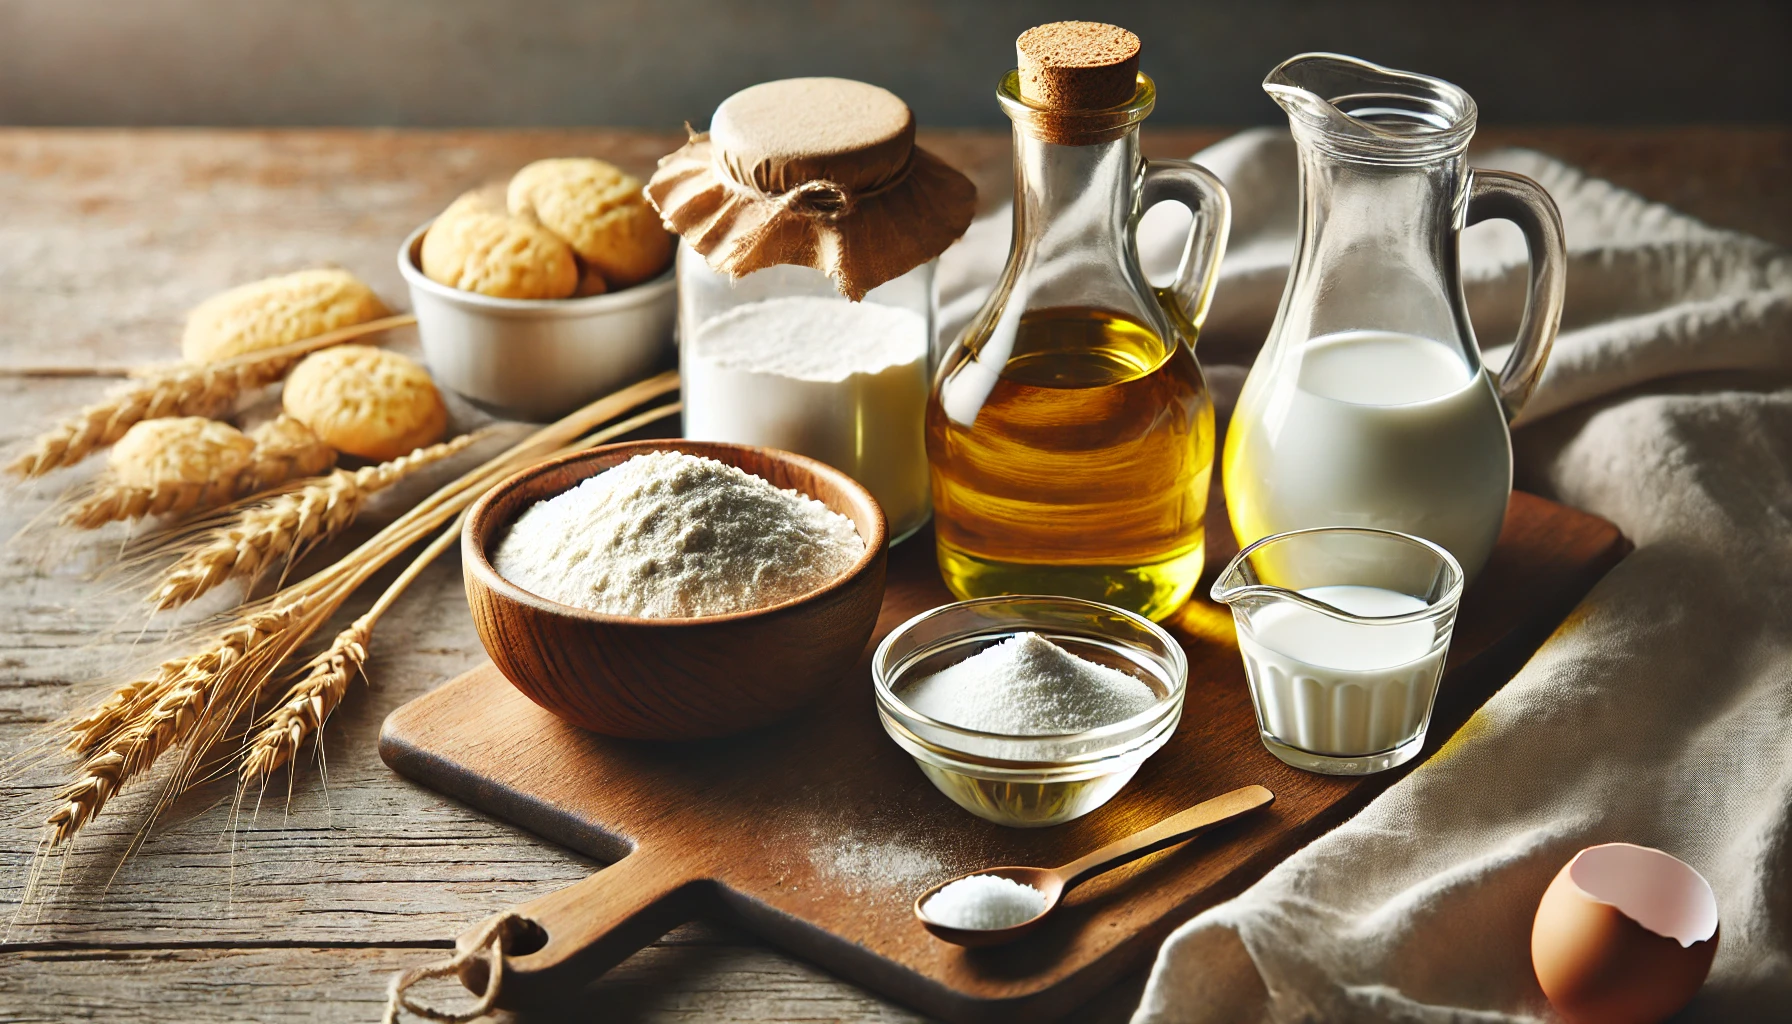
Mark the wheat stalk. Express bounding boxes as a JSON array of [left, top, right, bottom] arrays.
[[240, 400, 680, 790], [47, 592, 335, 846], [62, 478, 238, 529], [0, 364, 140, 379], [146, 432, 484, 609], [61, 416, 340, 530], [47, 534, 403, 848], [63, 649, 220, 760], [237, 523, 453, 788], [235, 414, 339, 494], [238, 619, 370, 790], [65, 660, 186, 757], [15, 365, 284, 483], [7, 313, 414, 479], [44, 373, 678, 849]]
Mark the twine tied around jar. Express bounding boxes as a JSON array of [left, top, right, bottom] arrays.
[[715, 142, 917, 224], [381, 911, 529, 1024]]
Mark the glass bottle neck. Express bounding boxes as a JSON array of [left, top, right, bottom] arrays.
[[995, 124, 1165, 329], [1011, 126, 1142, 256]]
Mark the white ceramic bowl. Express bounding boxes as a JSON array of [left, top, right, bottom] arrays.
[[397, 221, 677, 422]]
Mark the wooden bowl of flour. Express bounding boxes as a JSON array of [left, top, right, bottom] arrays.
[[462, 440, 888, 740]]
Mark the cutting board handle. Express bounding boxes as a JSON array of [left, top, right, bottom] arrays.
[[456, 847, 702, 1009]]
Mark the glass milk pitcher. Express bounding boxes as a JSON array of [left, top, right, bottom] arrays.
[[927, 53, 1231, 622], [1224, 54, 1566, 581]]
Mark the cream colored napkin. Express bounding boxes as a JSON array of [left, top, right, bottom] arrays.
[[937, 128, 1792, 1021]]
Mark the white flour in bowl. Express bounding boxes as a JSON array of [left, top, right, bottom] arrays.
[[492, 450, 864, 618], [900, 632, 1158, 735]]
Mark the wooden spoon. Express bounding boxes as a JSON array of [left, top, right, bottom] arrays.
[[914, 784, 1275, 947]]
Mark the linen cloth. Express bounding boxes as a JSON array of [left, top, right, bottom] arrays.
[[936, 128, 1792, 1022]]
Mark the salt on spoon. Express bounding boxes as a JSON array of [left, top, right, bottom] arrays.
[[922, 874, 1047, 931], [914, 785, 1275, 946]]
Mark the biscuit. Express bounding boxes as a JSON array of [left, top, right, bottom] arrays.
[[281, 345, 448, 461], [181, 269, 389, 364], [508, 158, 672, 289], [109, 417, 257, 487], [421, 188, 580, 300], [572, 261, 609, 298]]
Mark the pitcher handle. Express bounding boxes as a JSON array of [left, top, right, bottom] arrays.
[[1142, 159, 1233, 344], [1467, 169, 1567, 422]]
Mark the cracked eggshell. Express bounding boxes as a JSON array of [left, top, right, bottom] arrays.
[[1531, 843, 1719, 1024]]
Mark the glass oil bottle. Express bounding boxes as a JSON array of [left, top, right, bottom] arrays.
[[925, 23, 1231, 621]]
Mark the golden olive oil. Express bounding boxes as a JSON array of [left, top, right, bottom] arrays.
[[925, 307, 1214, 621]]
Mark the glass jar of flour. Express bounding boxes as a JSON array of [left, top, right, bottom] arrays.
[[647, 77, 977, 543]]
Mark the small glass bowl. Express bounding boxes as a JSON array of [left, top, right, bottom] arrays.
[[873, 596, 1188, 828]]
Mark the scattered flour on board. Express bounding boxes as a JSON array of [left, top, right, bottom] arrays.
[[797, 806, 967, 901], [492, 450, 863, 618], [898, 632, 1159, 734], [824, 837, 948, 897]]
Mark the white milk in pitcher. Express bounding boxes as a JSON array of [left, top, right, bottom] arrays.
[[1225, 330, 1511, 579]]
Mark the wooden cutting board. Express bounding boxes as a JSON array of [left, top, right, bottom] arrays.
[[379, 490, 1626, 1022]]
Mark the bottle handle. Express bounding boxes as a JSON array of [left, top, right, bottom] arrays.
[[1142, 159, 1233, 345], [1466, 169, 1567, 422]]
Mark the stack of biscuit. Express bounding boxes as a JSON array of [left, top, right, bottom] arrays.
[[175, 268, 450, 462], [173, 267, 449, 464], [421, 158, 672, 301]]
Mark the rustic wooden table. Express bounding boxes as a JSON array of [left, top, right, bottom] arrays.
[[1, 127, 1785, 1023]]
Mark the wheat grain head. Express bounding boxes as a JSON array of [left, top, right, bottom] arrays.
[[45, 594, 329, 848], [11, 357, 293, 480], [61, 414, 339, 530], [237, 414, 337, 493], [65, 655, 192, 757], [148, 471, 362, 609], [147, 431, 483, 609], [239, 616, 369, 787]]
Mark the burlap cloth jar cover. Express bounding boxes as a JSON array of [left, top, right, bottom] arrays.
[[646, 77, 976, 301]]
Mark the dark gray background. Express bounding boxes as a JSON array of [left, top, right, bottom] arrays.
[[0, 0, 1786, 127]]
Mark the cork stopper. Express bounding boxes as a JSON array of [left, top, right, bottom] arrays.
[[1017, 21, 1141, 111]]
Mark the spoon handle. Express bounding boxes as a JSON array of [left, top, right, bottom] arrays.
[[1056, 785, 1274, 890]]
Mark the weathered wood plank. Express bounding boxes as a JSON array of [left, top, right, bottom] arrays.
[[0, 930, 950, 1024], [0, 940, 1142, 1024]]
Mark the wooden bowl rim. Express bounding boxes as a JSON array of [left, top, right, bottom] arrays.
[[463, 439, 889, 628]]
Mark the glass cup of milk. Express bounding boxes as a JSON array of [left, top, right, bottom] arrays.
[[1211, 527, 1465, 775]]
